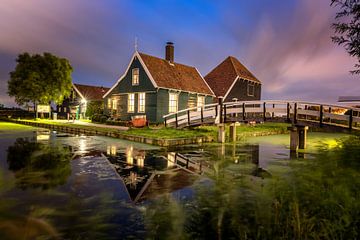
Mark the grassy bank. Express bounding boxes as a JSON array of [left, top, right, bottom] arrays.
[[0, 122, 35, 132], [2, 119, 290, 140]]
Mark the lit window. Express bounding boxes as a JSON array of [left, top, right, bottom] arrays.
[[107, 98, 112, 109], [197, 95, 205, 108], [132, 68, 139, 85], [247, 83, 255, 96], [128, 93, 135, 112], [138, 92, 146, 113], [169, 93, 178, 113], [112, 99, 117, 110]]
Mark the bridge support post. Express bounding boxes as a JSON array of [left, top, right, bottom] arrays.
[[297, 125, 308, 149], [288, 126, 299, 152], [229, 123, 237, 142], [218, 124, 225, 143]]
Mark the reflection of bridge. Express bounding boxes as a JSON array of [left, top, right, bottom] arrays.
[[164, 100, 360, 131]]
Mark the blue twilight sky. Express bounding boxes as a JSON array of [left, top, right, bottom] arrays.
[[0, 0, 358, 106]]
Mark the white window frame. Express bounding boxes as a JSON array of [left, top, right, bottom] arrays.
[[132, 68, 139, 86], [112, 99, 117, 110], [247, 83, 255, 96], [138, 92, 146, 113], [169, 92, 178, 113], [107, 98, 112, 109], [128, 93, 135, 113], [197, 95, 205, 108]]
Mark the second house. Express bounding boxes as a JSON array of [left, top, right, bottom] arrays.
[[103, 42, 215, 123]]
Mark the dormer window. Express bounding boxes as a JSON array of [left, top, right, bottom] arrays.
[[132, 68, 139, 85]]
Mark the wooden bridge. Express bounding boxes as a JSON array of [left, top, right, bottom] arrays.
[[163, 100, 360, 131]]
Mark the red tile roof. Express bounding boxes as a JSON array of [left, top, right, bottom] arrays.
[[139, 52, 214, 95], [204, 56, 261, 97], [74, 84, 110, 101]]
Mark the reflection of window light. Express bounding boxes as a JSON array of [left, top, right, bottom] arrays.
[[167, 152, 176, 167], [79, 138, 86, 152], [36, 134, 50, 141], [107, 146, 111, 155], [126, 146, 133, 165], [111, 145, 117, 156], [136, 156, 145, 168], [129, 171, 137, 189]]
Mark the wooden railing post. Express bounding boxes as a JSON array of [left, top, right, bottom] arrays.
[[319, 105, 324, 127], [272, 104, 275, 118], [242, 103, 246, 121], [187, 110, 191, 126], [293, 103, 297, 124], [349, 109, 353, 130], [263, 102, 266, 121], [164, 117, 167, 127], [287, 103, 290, 123], [218, 97, 223, 123], [224, 104, 227, 123], [201, 107, 204, 123], [175, 113, 178, 128]]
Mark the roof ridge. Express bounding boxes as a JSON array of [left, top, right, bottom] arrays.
[[138, 51, 197, 69]]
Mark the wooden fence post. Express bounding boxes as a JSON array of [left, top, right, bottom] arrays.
[[349, 109, 353, 130], [201, 107, 204, 123], [319, 105, 324, 127], [293, 103, 297, 124], [287, 103, 290, 123], [263, 102, 266, 121], [187, 110, 191, 126], [242, 103, 246, 121], [175, 113, 178, 128]]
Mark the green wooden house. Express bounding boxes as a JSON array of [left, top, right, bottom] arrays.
[[103, 42, 215, 123]]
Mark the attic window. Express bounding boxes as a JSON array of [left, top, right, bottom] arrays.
[[247, 83, 255, 96], [132, 68, 139, 85]]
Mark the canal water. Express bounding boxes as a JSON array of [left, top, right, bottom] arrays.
[[0, 126, 350, 239]]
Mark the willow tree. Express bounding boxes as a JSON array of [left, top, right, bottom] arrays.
[[7, 52, 73, 115], [331, 0, 360, 74]]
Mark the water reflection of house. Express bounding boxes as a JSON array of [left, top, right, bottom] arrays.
[[106, 147, 198, 203], [57, 83, 109, 120]]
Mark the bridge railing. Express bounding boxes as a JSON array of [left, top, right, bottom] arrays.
[[164, 103, 218, 128], [164, 100, 360, 130]]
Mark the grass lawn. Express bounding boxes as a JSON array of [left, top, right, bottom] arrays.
[[0, 121, 35, 132], [7, 119, 290, 140], [126, 127, 217, 139]]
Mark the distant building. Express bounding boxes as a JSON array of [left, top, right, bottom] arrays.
[[103, 42, 215, 123], [204, 56, 262, 102], [338, 96, 360, 107], [57, 83, 109, 119]]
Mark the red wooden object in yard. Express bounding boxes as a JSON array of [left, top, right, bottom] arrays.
[[132, 118, 147, 127]]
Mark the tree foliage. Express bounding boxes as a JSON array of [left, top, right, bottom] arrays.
[[7, 52, 73, 106], [331, 0, 360, 74], [85, 100, 104, 119]]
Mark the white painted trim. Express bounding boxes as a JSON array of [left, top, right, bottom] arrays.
[[137, 92, 146, 113], [103, 52, 137, 98], [103, 51, 158, 99], [194, 67, 216, 96], [158, 87, 214, 97], [72, 83, 85, 100], [136, 52, 158, 89], [223, 76, 239, 100]]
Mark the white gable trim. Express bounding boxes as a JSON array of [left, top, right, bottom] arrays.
[[223, 76, 239, 100], [72, 83, 85, 100], [194, 67, 216, 97], [102, 51, 158, 98], [136, 52, 158, 89]]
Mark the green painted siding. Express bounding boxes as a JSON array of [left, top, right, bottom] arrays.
[[104, 54, 216, 123]]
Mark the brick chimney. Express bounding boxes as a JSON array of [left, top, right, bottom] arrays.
[[165, 42, 174, 63]]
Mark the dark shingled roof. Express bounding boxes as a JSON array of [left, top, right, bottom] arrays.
[[74, 84, 110, 101], [139, 52, 214, 95], [204, 56, 261, 97]]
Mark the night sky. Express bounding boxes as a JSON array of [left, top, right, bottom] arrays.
[[0, 0, 358, 107]]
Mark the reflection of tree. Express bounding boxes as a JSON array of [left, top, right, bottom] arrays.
[[7, 138, 71, 190]]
